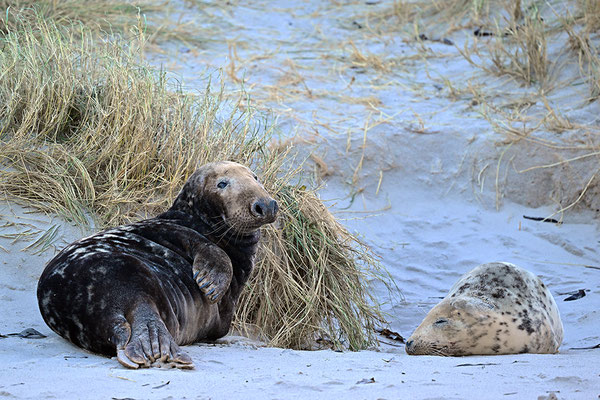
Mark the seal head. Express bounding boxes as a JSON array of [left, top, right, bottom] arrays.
[[170, 161, 278, 236]]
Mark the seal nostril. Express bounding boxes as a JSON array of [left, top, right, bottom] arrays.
[[253, 199, 277, 220], [406, 340, 414, 349], [253, 203, 264, 217]]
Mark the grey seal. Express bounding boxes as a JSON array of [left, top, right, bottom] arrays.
[[406, 262, 563, 356], [37, 161, 278, 368]]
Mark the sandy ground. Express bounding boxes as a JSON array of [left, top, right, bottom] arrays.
[[1, 1, 600, 399]]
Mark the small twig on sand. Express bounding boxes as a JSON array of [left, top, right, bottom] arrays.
[[522, 215, 561, 224], [569, 344, 600, 350]]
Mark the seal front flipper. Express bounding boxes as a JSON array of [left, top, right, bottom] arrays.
[[192, 244, 233, 304]]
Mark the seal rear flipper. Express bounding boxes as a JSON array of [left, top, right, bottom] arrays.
[[115, 303, 194, 369], [192, 244, 233, 304]]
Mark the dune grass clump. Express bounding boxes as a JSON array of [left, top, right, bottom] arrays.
[[454, 1, 550, 87], [564, 6, 600, 100], [0, 0, 214, 44], [392, 0, 490, 28], [0, 0, 160, 35], [578, 0, 600, 32], [369, 0, 491, 36], [0, 16, 387, 350], [0, 17, 243, 226], [378, 1, 548, 85], [237, 185, 386, 350], [487, 10, 548, 86]]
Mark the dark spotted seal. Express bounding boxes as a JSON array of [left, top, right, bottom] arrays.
[[37, 161, 278, 369], [405, 262, 563, 356]]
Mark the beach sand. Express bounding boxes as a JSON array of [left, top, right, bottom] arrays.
[[1, 1, 599, 398]]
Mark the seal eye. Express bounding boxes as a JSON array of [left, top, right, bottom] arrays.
[[254, 175, 258, 181], [434, 318, 448, 326], [217, 181, 228, 189]]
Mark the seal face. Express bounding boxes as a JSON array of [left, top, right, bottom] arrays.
[[37, 161, 278, 369], [405, 262, 563, 356]]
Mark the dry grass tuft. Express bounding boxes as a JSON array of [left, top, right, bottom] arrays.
[[0, 14, 389, 350], [0, 0, 159, 35], [456, 2, 549, 87], [487, 10, 548, 85], [346, 40, 396, 73], [578, 0, 600, 32], [389, 0, 491, 32], [0, 0, 214, 44], [0, 16, 233, 226], [563, 12, 600, 100], [237, 185, 387, 350]]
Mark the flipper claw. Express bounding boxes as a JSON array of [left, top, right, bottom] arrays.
[[199, 281, 211, 289]]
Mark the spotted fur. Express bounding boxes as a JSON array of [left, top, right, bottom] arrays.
[[37, 161, 278, 369], [405, 262, 563, 356]]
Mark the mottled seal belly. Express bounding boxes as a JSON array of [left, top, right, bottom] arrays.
[[37, 161, 278, 369], [406, 262, 563, 356]]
